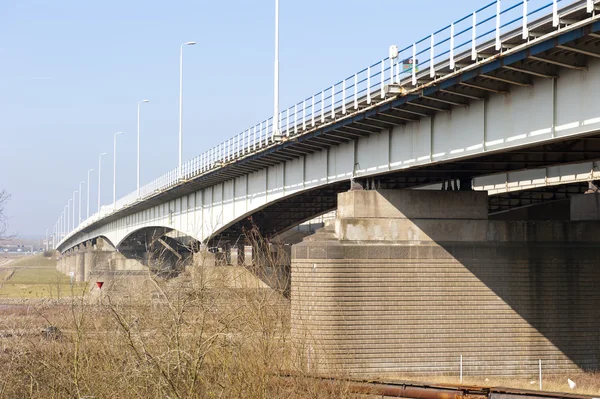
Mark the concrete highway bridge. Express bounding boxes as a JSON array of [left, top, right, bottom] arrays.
[[53, 0, 600, 378]]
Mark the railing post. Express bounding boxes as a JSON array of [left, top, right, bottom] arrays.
[[552, 0, 558, 27], [496, 0, 501, 50], [259, 122, 263, 148], [354, 73, 358, 109], [367, 66, 372, 104], [389, 57, 394, 84], [253, 125, 257, 151], [303, 99, 306, 130], [294, 104, 298, 134], [412, 43, 417, 86], [450, 23, 455, 70], [430, 33, 436, 78], [342, 80, 346, 114], [522, 0, 529, 39], [380, 60, 385, 98], [331, 85, 335, 119], [312, 96, 316, 127], [588, 0, 594, 13], [472, 12, 478, 59], [321, 90, 325, 123], [286, 108, 290, 136]]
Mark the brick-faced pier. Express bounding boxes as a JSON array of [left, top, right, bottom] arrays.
[[291, 190, 600, 376]]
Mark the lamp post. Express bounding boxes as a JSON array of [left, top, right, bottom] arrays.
[[113, 132, 124, 210], [137, 100, 149, 198], [78, 181, 85, 225], [179, 41, 196, 178], [87, 168, 94, 219], [45, 228, 49, 251], [72, 191, 77, 230], [64, 206, 68, 237], [273, 0, 280, 138], [98, 152, 106, 214]]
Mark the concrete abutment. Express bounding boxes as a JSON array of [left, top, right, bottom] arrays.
[[291, 189, 600, 377]]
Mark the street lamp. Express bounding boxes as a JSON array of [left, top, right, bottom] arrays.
[[72, 191, 77, 231], [87, 168, 94, 219], [64, 206, 68, 237], [137, 99, 150, 198], [273, 0, 280, 138], [98, 152, 107, 214], [179, 41, 196, 178], [113, 132, 124, 210], [78, 180, 85, 224]]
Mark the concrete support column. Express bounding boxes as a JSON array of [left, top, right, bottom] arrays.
[[75, 251, 85, 282], [292, 189, 600, 376], [83, 252, 95, 282]]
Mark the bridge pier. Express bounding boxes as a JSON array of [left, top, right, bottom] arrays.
[[292, 189, 600, 376]]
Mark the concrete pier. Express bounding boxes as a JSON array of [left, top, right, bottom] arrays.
[[291, 190, 600, 377]]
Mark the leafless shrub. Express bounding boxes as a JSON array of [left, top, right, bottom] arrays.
[[0, 228, 357, 398]]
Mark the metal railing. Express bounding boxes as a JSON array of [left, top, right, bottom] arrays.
[[57, 0, 597, 247]]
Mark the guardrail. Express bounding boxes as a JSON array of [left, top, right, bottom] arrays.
[[57, 0, 596, 248]]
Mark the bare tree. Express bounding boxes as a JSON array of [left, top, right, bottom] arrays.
[[0, 189, 11, 240]]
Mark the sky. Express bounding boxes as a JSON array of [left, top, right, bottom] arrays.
[[0, 0, 485, 237]]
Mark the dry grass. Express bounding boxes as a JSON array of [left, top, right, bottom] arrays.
[[0, 248, 597, 397], [0, 246, 358, 399], [0, 255, 84, 299]]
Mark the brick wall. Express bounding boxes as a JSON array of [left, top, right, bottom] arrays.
[[291, 227, 600, 377]]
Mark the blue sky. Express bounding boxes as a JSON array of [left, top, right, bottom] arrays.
[[0, 0, 484, 236]]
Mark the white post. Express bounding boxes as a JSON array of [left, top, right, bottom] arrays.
[[303, 99, 306, 130], [253, 125, 257, 151], [312, 96, 316, 126], [294, 104, 298, 134], [412, 43, 417, 86], [342, 80, 346, 114], [380, 60, 385, 98], [273, 0, 280, 138], [330, 85, 335, 119], [523, 0, 529, 39], [367, 66, 372, 104], [113, 132, 123, 211], [66, 203, 70, 235], [87, 168, 94, 218], [98, 152, 105, 214], [320, 90, 325, 123], [286, 108, 290, 136], [472, 12, 478, 60], [450, 23, 455, 70], [389, 57, 394, 84], [496, 0, 502, 50], [178, 42, 196, 179], [354, 73, 358, 110], [460, 355, 463, 383], [137, 99, 149, 198], [553, 0, 559, 27], [430, 33, 436, 78], [260, 121, 264, 147], [72, 192, 76, 230], [539, 359, 542, 390], [78, 181, 84, 224], [588, 0, 594, 13]]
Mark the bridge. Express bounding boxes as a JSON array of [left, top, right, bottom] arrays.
[[50, 0, 600, 377], [52, 0, 600, 254]]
